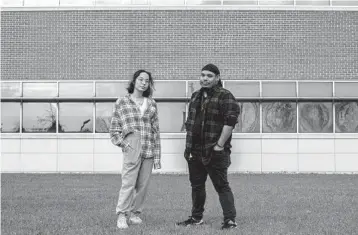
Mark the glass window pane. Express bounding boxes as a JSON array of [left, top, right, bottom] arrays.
[[298, 82, 333, 97], [262, 82, 297, 97], [335, 102, 358, 133], [187, 81, 202, 97], [299, 102, 333, 133], [151, 0, 185, 4], [263, 102, 297, 133], [60, 0, 94, 6], [259, 0, 293, 5], [96, 82, 128, 97], [225, 81, 260, 97], [95, 103, 113, 133], [24, 0, 59, 6], [1, 82, 21, 97], [23, 103, 57, 133], [157, 102, 186, 132], [133, 0, 148, 3], [1, 103, 20, 133], [154, 81, 186, 98], [1, 0, 23, 6], [233, 102, 260, 133], [59, 103, 93, 133], [223, 0, 258, 4], [296, 0, 330, 5], [332, 0, 358, 5], [335, 82, 358, 97], [23, 83, 57, 97], [95, 0, 148, 5], [59, 82, 93, 97], [186, 0, 222, 4]]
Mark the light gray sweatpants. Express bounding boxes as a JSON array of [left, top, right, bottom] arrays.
[[116, 132, 154, 215]]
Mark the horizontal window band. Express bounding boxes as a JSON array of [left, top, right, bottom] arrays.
[[1, 97, 357, 102]]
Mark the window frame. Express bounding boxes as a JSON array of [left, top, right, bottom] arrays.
[[1, 80, 358, 135]]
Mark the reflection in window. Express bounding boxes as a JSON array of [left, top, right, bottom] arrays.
[[23, 82, 57, 97], [23, 103, 57, 133], [59, 82, 93, 97], [59, 103, 93, 133], [263, 102, 297, 133], [234, 102, 260, 133], [96, 103, 113, 133], [96, 82, 127, 97], [299, 102, 333, 133], [154, 81, 186, 98], [1, 103, 20, 133], [335, 102, 358, 133], [157, 102, 186, 132], [1, 82, 21, 97]]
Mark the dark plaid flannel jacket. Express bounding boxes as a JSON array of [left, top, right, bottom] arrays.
[[184, 84, 240, 159]]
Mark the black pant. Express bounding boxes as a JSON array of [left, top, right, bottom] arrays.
[[187, 148, 236, 221]]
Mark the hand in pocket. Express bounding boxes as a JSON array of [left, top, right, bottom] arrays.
[[213, 145, 224, 152], [123, 132, 141, 164]]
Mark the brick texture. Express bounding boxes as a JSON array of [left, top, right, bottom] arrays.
[[1, 10, 357, 81]]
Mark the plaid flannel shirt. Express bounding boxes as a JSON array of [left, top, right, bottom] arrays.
[[184, 84, 240, 158], [109, 94, 161, 168]]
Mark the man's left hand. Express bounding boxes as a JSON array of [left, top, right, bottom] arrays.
[[213, 144, 224, 151]]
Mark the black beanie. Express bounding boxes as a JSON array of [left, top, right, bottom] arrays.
[[201, 63, 220, 76]]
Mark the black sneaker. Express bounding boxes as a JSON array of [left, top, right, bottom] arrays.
[[221, 219, 237, 229], [176, 216, 204, 226]]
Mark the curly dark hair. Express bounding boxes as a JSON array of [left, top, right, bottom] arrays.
[[126, 70, 154, 97]]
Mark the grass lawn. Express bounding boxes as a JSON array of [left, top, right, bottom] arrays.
[[1, 173, 358, 235]]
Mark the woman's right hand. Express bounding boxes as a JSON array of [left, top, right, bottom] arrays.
[[123, 142, 134, 152]]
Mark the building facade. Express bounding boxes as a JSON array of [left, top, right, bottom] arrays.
[[1, 0, 358, 173]]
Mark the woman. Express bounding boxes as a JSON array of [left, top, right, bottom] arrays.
[[109, 69, 161, 229]]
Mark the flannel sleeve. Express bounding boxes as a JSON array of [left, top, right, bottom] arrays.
[[185, 92, 196, 130], [109, 101, 129, 148], [151, 101, 161, 169], [221, 92, 240, 127]]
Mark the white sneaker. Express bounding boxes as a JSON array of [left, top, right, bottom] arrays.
[[117, 214, 129, 229], [129, 214, 142, 225]]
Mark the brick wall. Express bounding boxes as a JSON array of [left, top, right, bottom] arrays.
[[1, 10, 357, 81]]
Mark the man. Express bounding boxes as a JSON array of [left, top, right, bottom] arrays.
[[176, 64, 240, 230]]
